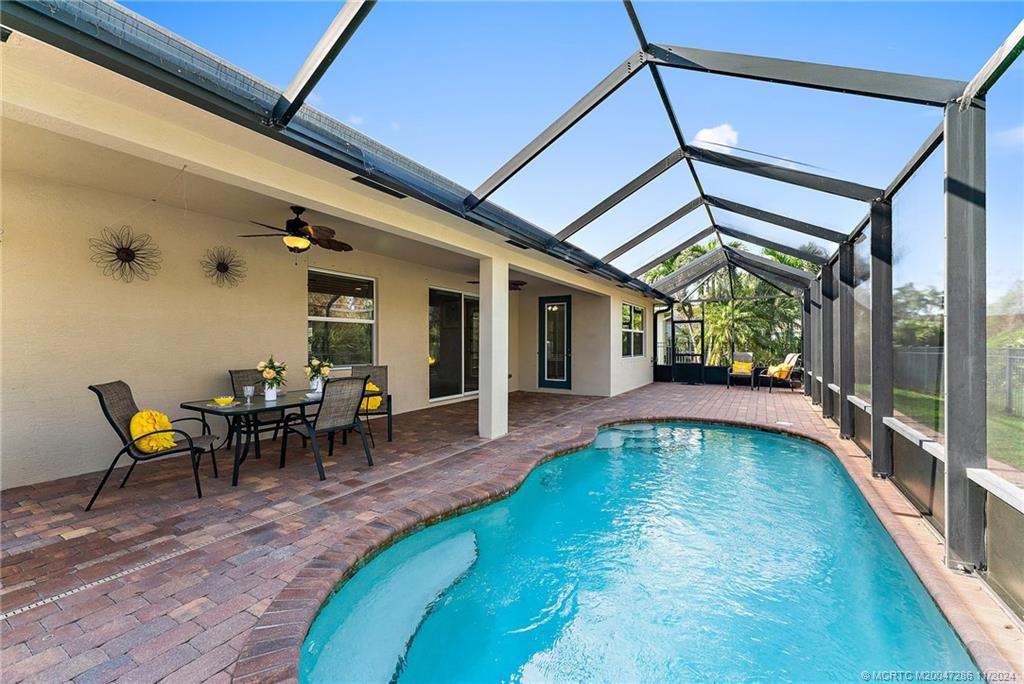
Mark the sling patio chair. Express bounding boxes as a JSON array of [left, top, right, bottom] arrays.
[[279, 375, 373, 480], [758, 353, 802, 393], [358, 364, 393, 447], [727, 352, 756, 390], [86, 380, 218, 511], [228, 368, 285, 458]]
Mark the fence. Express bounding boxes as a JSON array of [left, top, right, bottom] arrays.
[[893, 346, 1024, 417]]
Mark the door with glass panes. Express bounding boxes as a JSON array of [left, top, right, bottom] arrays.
[[538, 296, 571, 389]]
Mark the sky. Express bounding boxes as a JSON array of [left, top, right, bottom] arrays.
[[124, 1, 1022, 303]]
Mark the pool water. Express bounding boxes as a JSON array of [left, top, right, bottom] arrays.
[[301, 423, 977, 682]]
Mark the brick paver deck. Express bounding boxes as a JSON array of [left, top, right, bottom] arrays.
[[2, 386, 1020, 683]]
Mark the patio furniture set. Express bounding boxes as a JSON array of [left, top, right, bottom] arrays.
[[727, 352, 803, 392], [84, 365, 393, 511]]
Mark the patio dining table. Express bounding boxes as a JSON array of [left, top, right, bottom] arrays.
[[181, 387, 381, 486]]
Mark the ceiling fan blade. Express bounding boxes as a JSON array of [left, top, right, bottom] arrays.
[[316, 238, 353, 252], [249, 220, 285, 232], [305, 224, 337, 240], [237, 233, 283, 238]]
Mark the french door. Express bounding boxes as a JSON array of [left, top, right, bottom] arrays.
[[538, 295, 571, 390]]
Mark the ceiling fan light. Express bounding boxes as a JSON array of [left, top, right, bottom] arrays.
[[283, 235, 311, 252]]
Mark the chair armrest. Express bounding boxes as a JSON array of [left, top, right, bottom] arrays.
[[172, 416, 211, 435], [119, 428, 196, 457]]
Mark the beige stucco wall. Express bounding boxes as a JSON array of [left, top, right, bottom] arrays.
[[0, 173, 518, 488], [516, 284, 613, 397]]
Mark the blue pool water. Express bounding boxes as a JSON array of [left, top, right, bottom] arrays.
[[302, 423, 977, 682]]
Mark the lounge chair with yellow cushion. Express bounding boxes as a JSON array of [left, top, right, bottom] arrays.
[[758, 353, 802, 393], [727, 352, 755, 390]]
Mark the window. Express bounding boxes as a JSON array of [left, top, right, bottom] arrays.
[[429, 288, 479, 399], [622, 303, 645, 358], [307, 270, 375, 365]]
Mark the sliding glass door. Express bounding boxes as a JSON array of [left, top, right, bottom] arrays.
[[428, 288, 479, 399]]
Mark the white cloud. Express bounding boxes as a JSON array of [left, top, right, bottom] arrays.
[[693, 123, 739, 150], [347, 114, 365, 126], [996, 125, 1024, 147]]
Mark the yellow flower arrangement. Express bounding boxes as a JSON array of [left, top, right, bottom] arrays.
[[304, 358, 332, 380], [256, 355, 287, 389]]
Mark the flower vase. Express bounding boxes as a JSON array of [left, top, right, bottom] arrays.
[[309, 377, 323, 393], [264, 385, 278, 401]]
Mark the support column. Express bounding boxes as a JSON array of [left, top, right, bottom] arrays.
[[810, 279, 822, 405], [821, 260, 835, 419], [943, 100, 986, 571], [870, 199, 894, 476], [802, 289, 811, 397], [479, 257, 509, 439], [838, 241, 855, 437]]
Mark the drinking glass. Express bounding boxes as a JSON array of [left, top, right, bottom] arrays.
[[243, 385, 255, 405]]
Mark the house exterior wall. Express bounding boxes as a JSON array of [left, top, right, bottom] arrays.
[[0, 38, 659, 488], [0, 173, 513, 488]]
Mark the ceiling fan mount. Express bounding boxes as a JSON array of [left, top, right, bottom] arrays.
[[239, 205, 353, 254]]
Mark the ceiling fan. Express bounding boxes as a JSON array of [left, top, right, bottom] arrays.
[[239, 206, 352, 254]]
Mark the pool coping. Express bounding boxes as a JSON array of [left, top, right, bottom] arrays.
[[231, 416, 1017, 683]]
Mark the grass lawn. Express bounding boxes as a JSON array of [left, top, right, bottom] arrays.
[[849, 386, 1023, 474]]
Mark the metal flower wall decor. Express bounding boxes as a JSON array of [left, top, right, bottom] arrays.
[[201, 246, 247, 287], [89, 225, 162, 282]]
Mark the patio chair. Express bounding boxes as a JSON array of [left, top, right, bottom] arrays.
[[86, 381, 218, 511], [359, 364, 393, 447], [228, 368, 285, 458], [727, 352, 755, 390], [758, 353, 802, 393], [279, 376, 373, 480]]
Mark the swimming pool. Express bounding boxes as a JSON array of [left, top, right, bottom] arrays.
[[301, 423, 977, 682]]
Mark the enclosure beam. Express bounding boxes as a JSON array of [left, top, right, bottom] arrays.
[[838, 241, 855, 437], [723, 247, 814, 285], [943, 101, 987, 571], [646, 43, 966, 107], [557, 149, 684, 240], [630, 225, 716, 277], [705, 196, 846, 244], [870, 200, 894, 476], [810, 279, 822, 405], [960, 19, 1024, 103], [466, 50, 647, 210], [820, 260, 835, 419], [802, 289, 812, 397], [716, 224, 828, 265], [603, 198, 702, 262], [652, 247, 728, 294], [685, 146, 882, 202], [272, 0, 376, 127]]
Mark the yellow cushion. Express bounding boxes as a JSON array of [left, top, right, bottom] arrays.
[[731, 361, 753, 375], [767, 363, 782, 376], [130, 409, 176, 453], [360, 381, 383, 411], [774, 363, 794, 380]]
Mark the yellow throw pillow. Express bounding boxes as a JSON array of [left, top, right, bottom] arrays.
[[732, 361, 753, 375], [767, 363, 782, 377], [130, 409, 176, 453], [360, 381, 383, 411], [774, 363, 793, 380]]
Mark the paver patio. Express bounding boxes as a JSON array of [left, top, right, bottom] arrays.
[[2, 385, 1021, 683]]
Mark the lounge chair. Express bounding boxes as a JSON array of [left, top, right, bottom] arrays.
[[86, 381, 218, 511], [758, 353, 802, 392], [279, 376, 373, 480], [727, 352, 755, 390]]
